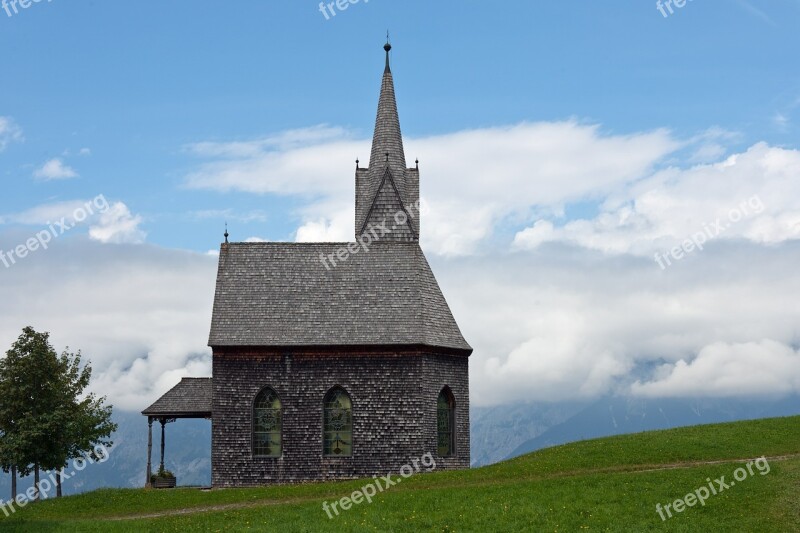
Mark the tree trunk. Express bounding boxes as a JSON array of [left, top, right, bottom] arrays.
[[11, 465, 16, 501], [57, 470, 62, 498], [34, 465, 40, 502]]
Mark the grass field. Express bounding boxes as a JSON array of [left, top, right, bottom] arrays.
[[1, 416, 798, 531]]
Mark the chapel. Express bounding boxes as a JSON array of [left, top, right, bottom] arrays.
[[143, 42, 472, 486]]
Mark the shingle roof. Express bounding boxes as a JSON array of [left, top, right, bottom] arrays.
[[141, 378, 213, 418], [208, 242, 471, 353]]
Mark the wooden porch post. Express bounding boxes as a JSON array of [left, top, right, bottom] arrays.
[[159, 418, 166, 472], [146, 417, 153, 487]]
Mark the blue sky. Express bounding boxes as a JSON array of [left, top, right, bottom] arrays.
[[2, 1, 800, 409], [2, 1, 798, 250]]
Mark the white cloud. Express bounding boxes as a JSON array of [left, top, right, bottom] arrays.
[[631, 340, 800, 398], [0, 116, 23, 151], [183, 124, 360, 198], [184, 139, 363, 197], [88, 202, 146, 244], [1, 234, 796, 409], [185, 125, 350, 158], [1, 198, 146, 245], [185, 121, 680, 254], [2, 200, 91, 226], [0, 238, 216, 410], [684, 127, 740, 164], [511, 220, 555, 250], [514, 143, 800, 256], [33, 158, 78, 180], [2, 216, 798, 410], [295, 207, 353, 242], [436, 241, 800, 406]]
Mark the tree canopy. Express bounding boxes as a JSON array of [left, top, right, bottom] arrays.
[[0, 326, 117, 498]]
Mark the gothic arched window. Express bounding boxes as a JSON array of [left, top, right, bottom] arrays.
[[437, 388, 455, 457], [253, 388, 282, 457], [323, 387, 353, 456]]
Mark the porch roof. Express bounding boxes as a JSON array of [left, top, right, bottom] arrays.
[[141, 377, 212, 419]]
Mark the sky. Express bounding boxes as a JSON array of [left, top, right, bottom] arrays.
[[1, 1, 799, 410]]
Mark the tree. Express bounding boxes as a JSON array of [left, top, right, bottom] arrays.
[[0, 327, 117, 501], [47, 348, 117, 497], [0, 326, 49, 500]]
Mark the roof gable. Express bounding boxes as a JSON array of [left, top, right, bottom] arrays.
[[359, 167, 417, 241]]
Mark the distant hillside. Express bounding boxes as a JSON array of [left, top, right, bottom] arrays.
[[469, 394, 800, 466], [506, 395, 800, 460], [2, 416, 799, 531], [470, 400, 587, 465]]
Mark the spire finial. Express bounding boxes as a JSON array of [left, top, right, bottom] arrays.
[[355, 157, 360, 170], [384, 33, 392, 73], [224, 222, 229, 244]]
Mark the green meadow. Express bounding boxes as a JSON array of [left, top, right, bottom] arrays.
[[1, 416, 798, 532]]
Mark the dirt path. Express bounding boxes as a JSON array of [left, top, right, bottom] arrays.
[[109, 453, 800, 521], [108, 497, 314, 521]]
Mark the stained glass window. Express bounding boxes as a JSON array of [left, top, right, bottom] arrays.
[[253, 388, 282, 457], [437, 388, 455, 457], [323, 388, 352, 457]]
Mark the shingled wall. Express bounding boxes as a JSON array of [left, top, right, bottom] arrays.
[[211, 348, 469, 486]]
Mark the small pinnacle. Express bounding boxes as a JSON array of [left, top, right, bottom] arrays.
[[224, 222, 229, 244], [356, 158, 360, 169], [415, 158, 419, 169]]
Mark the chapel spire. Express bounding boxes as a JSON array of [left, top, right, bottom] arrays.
[[355, 41, 419, 241], [368, 39, 407, 177]]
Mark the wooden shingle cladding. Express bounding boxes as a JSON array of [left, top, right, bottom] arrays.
[[359, 167, 418, 241], [211, 349, 469, 486]]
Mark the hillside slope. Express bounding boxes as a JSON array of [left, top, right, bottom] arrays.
[[506, 395, 800, 461], [1, 416, 799, 532]]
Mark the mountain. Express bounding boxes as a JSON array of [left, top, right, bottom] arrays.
[[470, 401, 587, 466], [507, 395, 800, 460]]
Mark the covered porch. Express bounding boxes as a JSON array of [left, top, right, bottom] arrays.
[[141, 377, 212, 488]]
